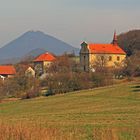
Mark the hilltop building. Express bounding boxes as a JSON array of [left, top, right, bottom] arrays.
[[80, 32, 126, 71], [34, 52, 56, 76]]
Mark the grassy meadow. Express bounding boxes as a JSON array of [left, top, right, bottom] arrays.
[[0, 80, 140, 139]]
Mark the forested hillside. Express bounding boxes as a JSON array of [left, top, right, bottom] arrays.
[[118, 30, 140, 56]]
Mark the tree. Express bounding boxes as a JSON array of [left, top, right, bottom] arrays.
[[0, 68, 40, 99], [123, 51, 140, 77], [118, 30, 140, 56], [90, 55, 114, 86], [44, 55, 92, 94]]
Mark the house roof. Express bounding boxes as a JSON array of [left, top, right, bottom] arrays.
[[34, 52, 56, 62], [88, 44, 126, 55], [0, 65, 16, 75]]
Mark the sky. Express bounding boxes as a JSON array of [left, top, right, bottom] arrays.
[[0, 0, 139, 48]]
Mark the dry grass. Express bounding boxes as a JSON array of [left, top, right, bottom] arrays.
[[0, 122, 140, 140], [92, 128, 140, 140], [0, 121, 83, 140]]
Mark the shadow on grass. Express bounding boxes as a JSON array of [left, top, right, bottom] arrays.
[[133, 86, 140, 88], [131, 85, 140, 92], [133, 89, 140, 92]]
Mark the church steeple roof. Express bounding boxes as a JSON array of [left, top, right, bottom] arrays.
[[112, 30, 118, 45]]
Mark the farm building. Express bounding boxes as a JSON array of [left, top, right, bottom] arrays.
[[0, 65, 16, 80], [34, 52, 56, 76]]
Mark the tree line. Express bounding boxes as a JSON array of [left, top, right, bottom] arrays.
[[0, 52, 140, 99]]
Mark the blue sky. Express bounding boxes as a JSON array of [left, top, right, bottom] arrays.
[[0, 0, 139, 48]]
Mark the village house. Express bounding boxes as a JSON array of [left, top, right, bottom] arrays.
[[25, 67, 35, 77], [0, 65, 16, 80], [34, 52, 56, 76], [80, 32, 126, 71]]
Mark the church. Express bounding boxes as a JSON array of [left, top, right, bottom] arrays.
[[80, 32, 126, 71]]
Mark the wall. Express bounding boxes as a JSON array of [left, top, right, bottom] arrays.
[[89, 53, 126, 68]]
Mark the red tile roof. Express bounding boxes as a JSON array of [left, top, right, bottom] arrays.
[[88, 44, 126, 55], [34, 52, 56, 62], [0, 65, 16, 75]]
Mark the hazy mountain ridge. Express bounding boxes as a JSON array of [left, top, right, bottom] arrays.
[[0, 31, 79, 64]]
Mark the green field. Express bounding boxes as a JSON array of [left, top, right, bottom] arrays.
[[0, 80, 140, 139]]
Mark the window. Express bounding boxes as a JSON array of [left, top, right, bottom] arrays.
[[101, 56, 104, 61], [109, 56, 112, 61], [84, 66, 86, 71], [83, 56, 86, 64], [117, 56, 120, 61], [84, 55, 86, 60]]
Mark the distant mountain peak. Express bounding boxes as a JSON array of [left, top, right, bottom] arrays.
[[22, 30, 44, 37], [0, 30, 79, 64]]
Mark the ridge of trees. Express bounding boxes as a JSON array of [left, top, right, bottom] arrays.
[[118, 29, 140, 56]]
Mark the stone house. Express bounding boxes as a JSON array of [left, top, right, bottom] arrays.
[[34, 52, 56, 76]]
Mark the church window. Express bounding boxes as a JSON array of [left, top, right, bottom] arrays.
[[84, 55, 86, 60], [84, 66, 86, 71], [101, 56, 104, 61], [109, 56, 112, 61], [117, 56, 120, 61]]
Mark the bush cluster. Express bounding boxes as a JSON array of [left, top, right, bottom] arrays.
[[1, 52, 140, 99], [43, 55, 114, 95]]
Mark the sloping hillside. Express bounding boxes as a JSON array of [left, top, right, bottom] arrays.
[[118, 29, 140, 56], [0, 80, 140, 139]]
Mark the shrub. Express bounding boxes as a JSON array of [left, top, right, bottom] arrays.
[[91, 71, 114, 87], [45, 88, 54, 96], [22, 87, 40, 99]]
